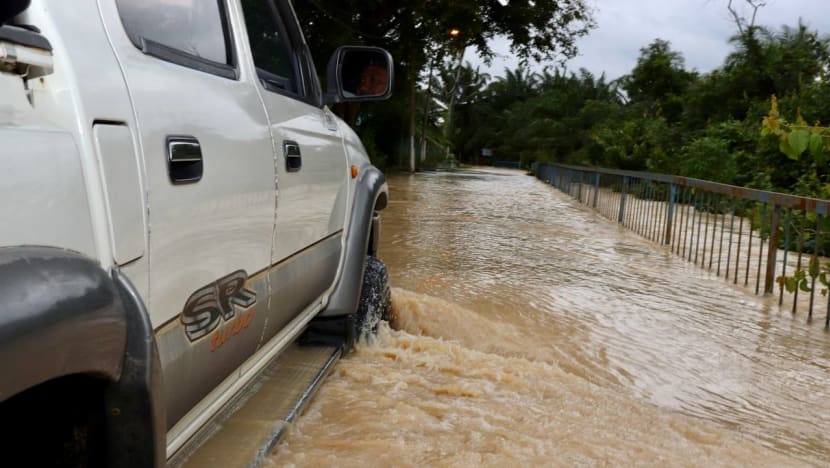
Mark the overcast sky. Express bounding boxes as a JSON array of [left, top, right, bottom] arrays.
[[467, 0, 830, 81]]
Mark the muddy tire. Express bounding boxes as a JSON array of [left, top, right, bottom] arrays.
[[353, 256, 391, 341]]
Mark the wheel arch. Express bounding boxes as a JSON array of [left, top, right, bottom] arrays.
[[0, 246, 165, 467], [0, 246, 127, 400], [0, 373, 110, 467], [321, 165, 388, 318]]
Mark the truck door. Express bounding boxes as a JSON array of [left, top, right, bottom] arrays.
[[102, 0, 276, 435], [239, 0, 349, 343]]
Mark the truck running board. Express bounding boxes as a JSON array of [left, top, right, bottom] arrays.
[[169, 344, 341, 467]]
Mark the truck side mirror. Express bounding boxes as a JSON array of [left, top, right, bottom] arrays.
[[325, 46, 393, 105]]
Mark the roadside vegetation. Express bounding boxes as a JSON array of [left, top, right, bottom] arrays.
[[293, 0, 595, 171], [442, 22, 830, 199], [297, 1, 829, 199]]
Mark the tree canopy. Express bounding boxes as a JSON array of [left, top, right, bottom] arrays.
[[293, 0, 595, 168], [416, 17, 830, 199], [293, 1, 830, 200], [295, 0, 594, 66]]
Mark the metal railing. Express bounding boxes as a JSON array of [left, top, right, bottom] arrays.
[[536, 163, 830, 327]]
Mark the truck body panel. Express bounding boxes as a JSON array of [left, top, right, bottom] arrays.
[[0, 0, 392, 463]]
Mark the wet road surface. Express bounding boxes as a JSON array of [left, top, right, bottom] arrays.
[[273, 168, 829, 466]]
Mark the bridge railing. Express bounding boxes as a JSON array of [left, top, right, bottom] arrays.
[[536, 163, 830, 327]]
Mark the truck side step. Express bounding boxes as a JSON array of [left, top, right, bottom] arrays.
[[170, 344, 341, 467]]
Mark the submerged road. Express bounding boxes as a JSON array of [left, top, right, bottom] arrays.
[[274, 168, 829, 466]]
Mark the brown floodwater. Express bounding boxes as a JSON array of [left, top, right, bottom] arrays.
[[273, 168, 830, 466]]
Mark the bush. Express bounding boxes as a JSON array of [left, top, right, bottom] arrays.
[[678, 137, 737, 184]]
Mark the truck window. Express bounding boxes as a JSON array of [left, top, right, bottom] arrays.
[[240, 0, 299, 95], [116, 0, 233, 68]]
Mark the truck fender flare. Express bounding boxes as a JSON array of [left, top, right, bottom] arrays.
[[322, 165, 388, 318], [0, 246, 164, 467], [0, 246, 127, 400], [106, 268, 166, 467]]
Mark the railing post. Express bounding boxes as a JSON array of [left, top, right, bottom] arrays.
[[664, 183, 676, 245], [567, 170, 573, 195], [593, 172, 600, 208], [577, 171, 584, 203], [618, 176, 629, 223], [582, 171, 587, 204], [764, 206, 781, 294]]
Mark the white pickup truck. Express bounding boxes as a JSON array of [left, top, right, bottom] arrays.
[[0, 0, 392, 465]]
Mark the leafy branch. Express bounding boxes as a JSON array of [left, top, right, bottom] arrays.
[[777, 256, 830, 297], [761, 95, 830, 164]]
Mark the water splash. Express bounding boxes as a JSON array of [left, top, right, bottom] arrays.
[[273, 169, 829, 465], [274, 290, 806, 467]]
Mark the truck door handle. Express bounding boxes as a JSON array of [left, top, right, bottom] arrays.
[[284, 140, 301, 172], [167, 137, 203, 184]]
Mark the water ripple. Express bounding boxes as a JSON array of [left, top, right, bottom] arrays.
[[379, 169, 830, 465]]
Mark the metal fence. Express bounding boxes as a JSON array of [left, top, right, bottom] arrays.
[[537, 163, 830, 327]]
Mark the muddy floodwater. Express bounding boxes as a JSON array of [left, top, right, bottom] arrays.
[[273, 168, 830, 466]]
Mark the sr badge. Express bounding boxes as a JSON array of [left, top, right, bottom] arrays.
[[180, 270, 256, 342]]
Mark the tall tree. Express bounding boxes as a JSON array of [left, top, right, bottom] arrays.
[[431, 62, 492, 161], [621, 39, 695, 122]]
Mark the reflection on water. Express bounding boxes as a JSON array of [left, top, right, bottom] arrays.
[[274, 168, 830, 466]]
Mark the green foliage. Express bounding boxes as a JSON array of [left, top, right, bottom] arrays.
[[621, 39, 697, 123], [678, 137, 737, 183], [590, 114, 671, 171], [434, 16, 830, 196], [292, 0, 595, 167], [761, 96, 830, 198], [294, 2, 830, 182], [762, 96, 830, 162], [354, 126, 388, 170], [446, 67, 626, 166], [429, 61, 492, 161], [777, 257, 830, 298]]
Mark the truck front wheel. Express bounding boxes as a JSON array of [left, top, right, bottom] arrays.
[[353, 255, 391, 342]]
